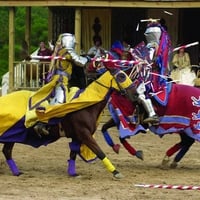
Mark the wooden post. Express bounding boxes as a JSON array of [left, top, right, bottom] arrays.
[[48, 7, 53, 43], [8, 7, 15, 93], [75, 7, 81, 54], [25, 7, 31, 54]]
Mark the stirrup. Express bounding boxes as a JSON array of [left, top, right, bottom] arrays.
[[34, 122, 49, 137], [143, 115, 159, 125]]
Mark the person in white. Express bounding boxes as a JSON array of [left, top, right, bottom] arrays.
[[87, 36, 105, 58]]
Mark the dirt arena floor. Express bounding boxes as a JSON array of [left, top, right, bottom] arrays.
[[0, 127, 200, 200]]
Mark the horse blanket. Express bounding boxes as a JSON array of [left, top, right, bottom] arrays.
[[108, 83, 200, 142], [150, 83, 200, 141], [0, 89, 97, 162], [108, 91, 146, 139]]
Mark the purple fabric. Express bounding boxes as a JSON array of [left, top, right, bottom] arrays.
[[69, 142, 80, 153], [67, 159, 77, 176], [6, 159, 20, 176], [0, 117, 59, 148]]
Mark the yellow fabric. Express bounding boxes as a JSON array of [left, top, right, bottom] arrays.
[[25, 86, 80, 128], [82, 8, 111, 52], [0, 90, 33, 135], [29, 75, 62, 109], [55, 48, 73, 74], [67, 86, 80, 102], [25, 100, 49, 128], [102, 157, 116, 172], [80, 143, 97, 161], [36, 70, 133, 123], [29, 48, 72, 109]]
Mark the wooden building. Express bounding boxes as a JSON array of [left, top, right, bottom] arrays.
[[0, 0, 200, 92]]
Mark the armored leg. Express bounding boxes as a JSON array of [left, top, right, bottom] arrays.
[[50, 85, 65, 105], [136, 82, 159, 125], [33, 122, 49, 137], [139, 96, 159, 125]]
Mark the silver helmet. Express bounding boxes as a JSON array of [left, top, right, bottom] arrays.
[[144, 26, 161, 45], [59, 33, 76, 50]]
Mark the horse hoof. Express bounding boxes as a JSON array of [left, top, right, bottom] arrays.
[[170, 161, 178, 168], [13, 172, 23, 176], [112, 170, 124, 179], [69, 173, 80, 177], [135, 150, 144, 160], [112, 144, 120, 154], [161, 155, 170, 166], [113, 172, 124, 179]]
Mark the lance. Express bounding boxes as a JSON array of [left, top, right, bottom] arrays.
[[134, 183, 200, 190], [30, 55, 141, 66], [140, 18, 160, 23], [173, 41, 199, 52], [31, 55, 66, 60]]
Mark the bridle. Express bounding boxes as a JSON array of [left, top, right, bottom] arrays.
[[94, 72, 128, 96]]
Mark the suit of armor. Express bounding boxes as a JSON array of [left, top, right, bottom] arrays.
[[136, 23, 162, 125], [33, 33, 89, 135], [49, 33, 89, 104]]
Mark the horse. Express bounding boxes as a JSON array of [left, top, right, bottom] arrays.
[[101, 89, 196, 168], [100, 21, 198, 168], [102, 70, 200, 168], [0, 67, 136, 179]]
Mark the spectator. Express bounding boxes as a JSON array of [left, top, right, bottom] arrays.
[[37, 41, 52, 61], [171, 47, 191, 69], [87, 36, 105, 58], [37, 41, 53, 84], [122, 39, 131, 51]]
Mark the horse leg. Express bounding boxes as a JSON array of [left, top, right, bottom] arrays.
[[2, 142, 22, 176], [170, 133, 195, 168], [101, 118, 121, 154], [162, 142, 182, 166], [162, 132, 187, 166], [82, 133, 123, 179], [67, 141, 79, 176], [119, 138, 144, 160]]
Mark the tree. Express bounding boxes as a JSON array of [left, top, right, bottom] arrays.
[[0, 7, 49, 85]]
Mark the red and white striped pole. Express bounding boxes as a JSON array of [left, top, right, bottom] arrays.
[[134, 184, 200, 190], [30, 55, 141, 66], [173, 41, 199, 52]]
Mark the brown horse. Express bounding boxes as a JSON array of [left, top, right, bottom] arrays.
[[1, 67, 136, 179]]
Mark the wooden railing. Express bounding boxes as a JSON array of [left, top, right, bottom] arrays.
[[12, 61, 99, 91], [13, 61, 51, 91]]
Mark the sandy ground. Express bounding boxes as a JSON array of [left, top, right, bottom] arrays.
[[0, 127, 200, 200]]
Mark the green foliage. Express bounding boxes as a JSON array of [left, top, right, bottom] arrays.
[[0, 7, 48, 85]]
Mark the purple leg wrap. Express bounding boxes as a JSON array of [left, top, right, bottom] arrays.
[[67, 159, 77, 176], [6, 159, 20, 176], [69, 142, 80, 153]]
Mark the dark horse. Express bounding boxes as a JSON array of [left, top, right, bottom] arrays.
[[101, 67, 200, 168], [0, 68, 136, 179]]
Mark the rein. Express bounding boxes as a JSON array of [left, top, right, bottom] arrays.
[[94, 79, 111, 89], [113, 75, 127, 96], [94, 74, 127, 96]]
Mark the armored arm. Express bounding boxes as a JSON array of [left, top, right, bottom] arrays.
[[68, 50, 89, 67]]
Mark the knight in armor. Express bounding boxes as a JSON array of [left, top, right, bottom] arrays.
[[32, 33, 90, 135], [135, 21, 165, 125]]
